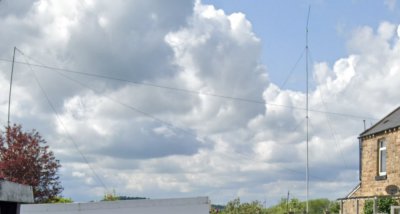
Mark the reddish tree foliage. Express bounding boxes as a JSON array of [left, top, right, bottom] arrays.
[[0, 124, 63, 203]]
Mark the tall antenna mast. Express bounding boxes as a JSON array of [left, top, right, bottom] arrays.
[[305, 6, 311, 214], [7, 47, 16, 127]]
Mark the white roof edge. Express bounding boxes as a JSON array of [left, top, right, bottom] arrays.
[[22, 196, 210, 211], [346, 183, 361, 198]]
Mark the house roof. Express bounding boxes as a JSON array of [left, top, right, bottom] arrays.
[[360, 106, 400, 137]]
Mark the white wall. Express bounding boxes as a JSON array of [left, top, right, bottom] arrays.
[[20, 197, 209, 214]]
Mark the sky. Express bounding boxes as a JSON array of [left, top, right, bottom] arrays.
[[0, 0, 400, 206]]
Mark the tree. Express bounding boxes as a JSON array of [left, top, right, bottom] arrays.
[[102, 192, 119, 201], [211, 197, 339, 214], [0, 124, 63, 203], [308, 198, 332, 213], [48, 197, 73, 203], [265, 198, 305, 214], [265, 197, 338, 214], [328, 201, 340, 213], [211, 198, 267, 214]]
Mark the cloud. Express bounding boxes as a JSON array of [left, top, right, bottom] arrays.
[[1, 0, 400, 206], [232, 20, 400, 202], [165, 3, 267, 134], [398, 24, 400, 38], [2, 0, 267, 201]]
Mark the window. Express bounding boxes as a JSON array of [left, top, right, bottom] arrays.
[[378, 139, 387, 176]]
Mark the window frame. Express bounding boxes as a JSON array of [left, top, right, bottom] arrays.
[[378, 138, 387, 176]]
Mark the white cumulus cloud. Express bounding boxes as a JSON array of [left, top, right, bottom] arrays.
[[1, 0, 400, 206]]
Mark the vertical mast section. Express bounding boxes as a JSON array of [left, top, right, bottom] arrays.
[[305, 6, 311, 214], [286, 191, 290, 213], [7, 47, 16, 127]]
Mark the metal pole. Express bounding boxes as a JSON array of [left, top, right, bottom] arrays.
[[305, 6, 311, 214], [363, 120, 366, 130], [286, 191, 290, 214], [356, 199, 359, 214], [7, 47, 16, 127]]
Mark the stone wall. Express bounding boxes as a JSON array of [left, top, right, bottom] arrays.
[[341, 128, 400, 213], [359, 129, 400, 196], [342, 199, 365, 214]]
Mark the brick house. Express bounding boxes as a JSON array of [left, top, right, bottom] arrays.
[[340, 106, 400, 213]]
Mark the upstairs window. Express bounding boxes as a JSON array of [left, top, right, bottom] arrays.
[[378, 139, 387, 176]]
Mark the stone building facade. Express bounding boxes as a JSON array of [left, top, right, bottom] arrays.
[[340, 107, 400, 214]]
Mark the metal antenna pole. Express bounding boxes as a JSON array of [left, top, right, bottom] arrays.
[[306, 6, 311, 214], [7, 47, 16, 127], [363, 119, 366, 130], [286, 191, 290, 213]]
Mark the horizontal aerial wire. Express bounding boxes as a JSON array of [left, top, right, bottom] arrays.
[[41, 68, 335, 185], [0, 58, 376, 120], [15, 51, 206, 143], [14, 52, 326, 182], [2, 53, 369, 183], [9, 51, 344, 194], [31, 67, 332, 188], [52, 65, 204, 143], [16, 49, 109, 192]]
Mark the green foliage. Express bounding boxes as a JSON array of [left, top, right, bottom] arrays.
[[102, 192, 147, 202], [289, 198, 305, 213], [308, 198, 331, 213], [210, 198, 267, 214], [265, 198, 338, 214], [212, 197, 339, 214], [48, 197, 73, 203], [102, 193, 118, 201], [265, 198, 305, 214], [364, 197, 398, 214], [328, 201, 340, 213], [378, 197, 399, 213], [211, 204, 225, 212], [364, 200, 373, 214]]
